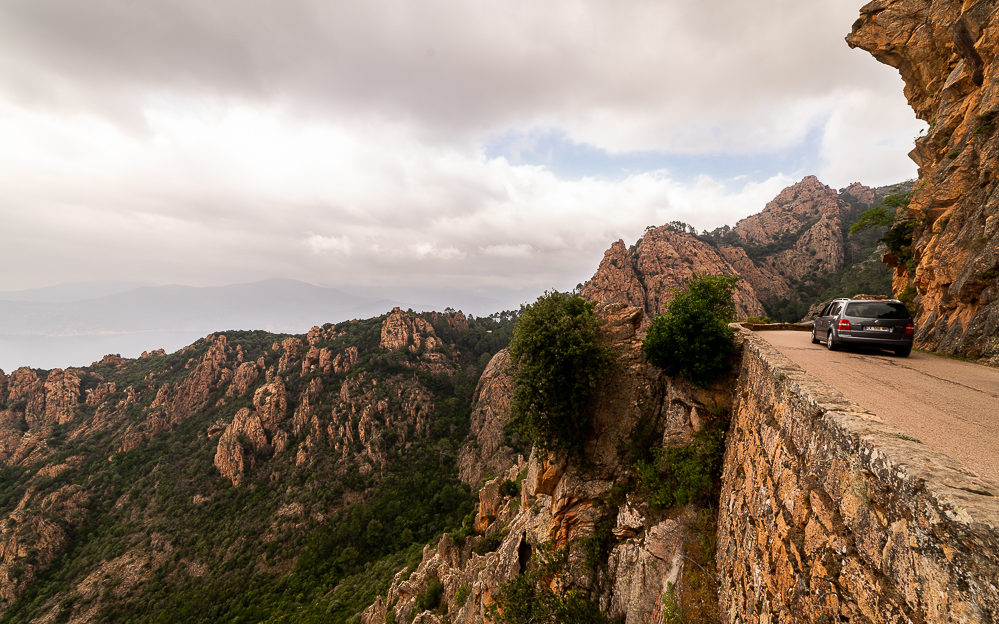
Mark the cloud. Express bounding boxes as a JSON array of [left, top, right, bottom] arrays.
[[2, 0, 916, 155], [0, 98, 800, 295], [306, 234, 353, 256], [0, 0, 921, 305], [818, 79, 926, 187]]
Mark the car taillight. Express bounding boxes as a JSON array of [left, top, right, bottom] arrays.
[[837, 319, 851, 331], [905, 321, 914, 335]]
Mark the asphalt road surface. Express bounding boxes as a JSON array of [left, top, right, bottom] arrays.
[[755, 330, 999, 486]]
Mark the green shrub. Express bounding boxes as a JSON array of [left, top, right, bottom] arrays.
[[453, 584, 471, 608], [635, 423, 726, 510], [743, 315, 771, 325], [662, 582, 683, 623], [498, 479, 520, 498], [642, 275, 738, 386], [508, 291, 611, 454], [580, 512, 615, 572], [414, 576, 444, 613], [849, 205, 895, 235], [473, 531, 504, 555], [488, 543, 608, 624]]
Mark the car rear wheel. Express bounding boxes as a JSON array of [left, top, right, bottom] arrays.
[[811, 326, 820, 344], [825, 331, 837, 351], [894, 346, 911, 357]]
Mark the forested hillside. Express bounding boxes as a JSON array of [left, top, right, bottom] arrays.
[[0, 308, 515, 623]]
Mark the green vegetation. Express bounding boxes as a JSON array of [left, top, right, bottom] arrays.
[[580, 510, 615, 573], [498, 479, 520, 498], [453, 584, 471, 608], [473, 530, 505, 556], [634, 422, 726, 510], [414, 577, 444, 614], [507, 292, 612, 454], [849, 206, 895, 236], [663, 583, 683, 624], [642, 275, 737, 386], [488, 543, 608, 624]]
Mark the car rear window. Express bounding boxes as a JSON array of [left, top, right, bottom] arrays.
[[844, 302, 910, 319]]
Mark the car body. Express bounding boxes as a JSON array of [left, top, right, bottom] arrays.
[[811, 297, 914, 357]]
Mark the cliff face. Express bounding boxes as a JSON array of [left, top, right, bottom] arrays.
[[584, 176, 893, 322], [731, 176, 855, 292], [849, 0, 999, 362], [362, 303, 734, 624]]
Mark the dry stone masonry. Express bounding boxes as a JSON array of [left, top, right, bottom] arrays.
[[717, 328, 999, 623]]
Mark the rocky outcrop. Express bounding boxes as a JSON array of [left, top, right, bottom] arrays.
[[379, 308, 455, 374], [583, 177, 889, 322], [716, 244, 791, 304], [849, 0, 999, 362], [0, 311, 505, 621], [732, 176, 847, 245], [213, 407, 269, 487], [85, 382, 115, 408], [166, 334, 231, 422], [583, 228, 766, 322], [364, 303, 732, 624], [330, 346, 359, 375], [581, 240, 648, 312], [253, 381, 287, 433], [0, 478, 90, 610], [226, 361, 260, 397], [42, 369, 81, 427], [276, 337, 302, 375], [380, 308, 442, 354], [727, 176, 866, 303], [457, 350, 516, 487], [0, 368, 82, 436]]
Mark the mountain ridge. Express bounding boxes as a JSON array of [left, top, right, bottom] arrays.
[[583, 175, 906, 323]]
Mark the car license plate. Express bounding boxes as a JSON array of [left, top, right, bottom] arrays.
[[865, 326, 891, 332]]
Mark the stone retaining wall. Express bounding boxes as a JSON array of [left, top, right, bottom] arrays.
[[716, 328, 999, 623]]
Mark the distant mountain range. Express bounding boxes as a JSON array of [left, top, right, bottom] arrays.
[[0, 279, 479, 371]]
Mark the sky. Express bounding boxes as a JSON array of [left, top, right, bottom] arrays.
[[0, 0, 925, 312]]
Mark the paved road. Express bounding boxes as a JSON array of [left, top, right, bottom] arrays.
[[755, 330, 999, 486]]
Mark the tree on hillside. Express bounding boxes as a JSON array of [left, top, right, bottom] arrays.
[[508, 291, 611, 454], [642, 274, 738, 386]]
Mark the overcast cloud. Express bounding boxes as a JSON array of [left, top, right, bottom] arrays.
[[0, 0, 923, 305]]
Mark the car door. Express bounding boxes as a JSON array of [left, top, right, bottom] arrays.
[[817, 302, 840, 333], [815, 303, 832, 333]]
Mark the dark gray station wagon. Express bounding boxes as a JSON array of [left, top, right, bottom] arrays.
[[811, 298, 915, 357]]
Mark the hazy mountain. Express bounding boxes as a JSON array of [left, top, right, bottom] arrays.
[[0, 279, 404, 371]]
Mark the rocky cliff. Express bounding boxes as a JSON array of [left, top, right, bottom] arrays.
[[362, 303, 735, 624], [849, 0, 999, 362], [0, 309, 515, 623], [583, 176, 901, 324], [583, 227, 767, 322]]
